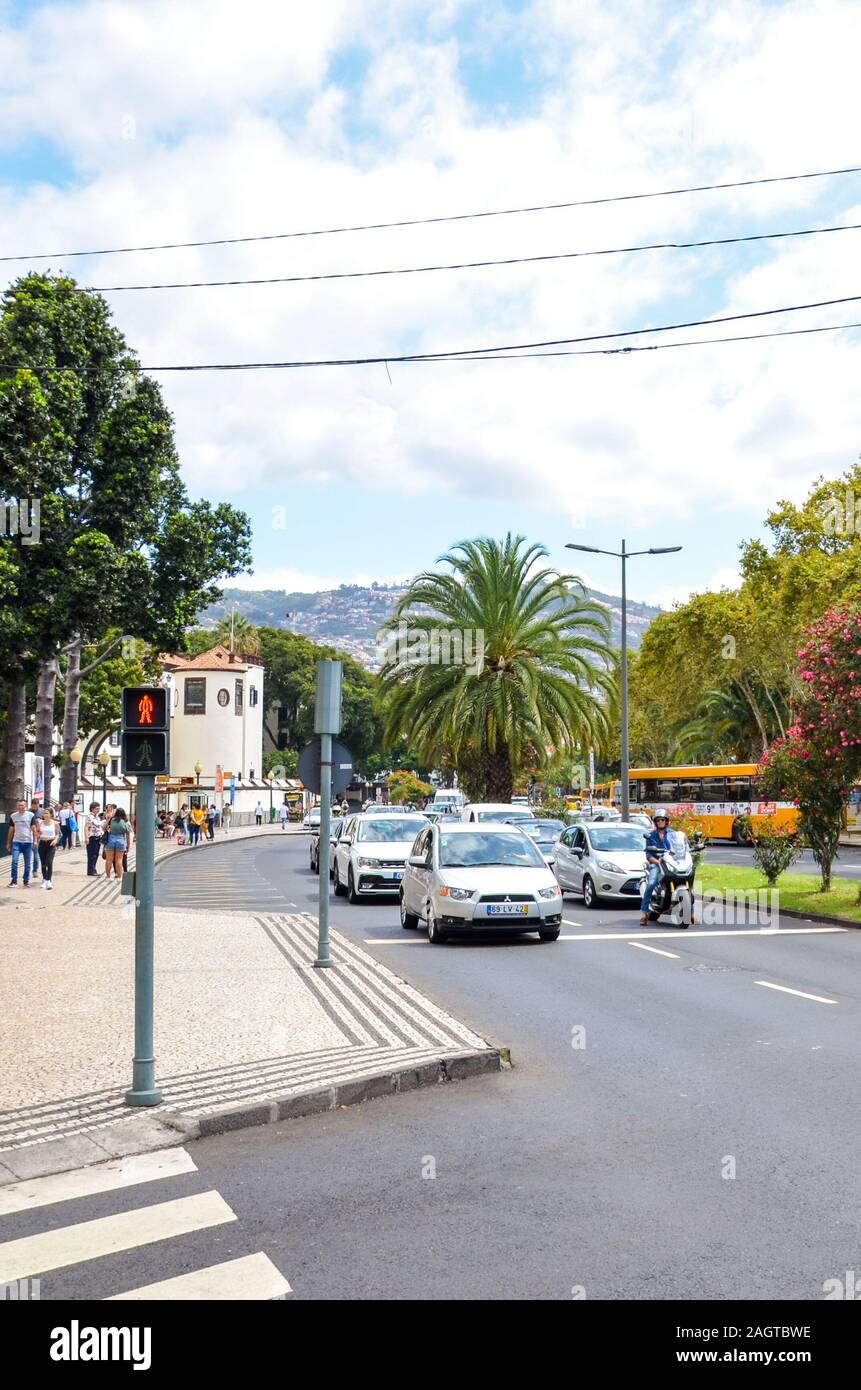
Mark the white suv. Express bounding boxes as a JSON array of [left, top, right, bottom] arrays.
[[400, 822, 562, 944], [332, 812, 429, 903]]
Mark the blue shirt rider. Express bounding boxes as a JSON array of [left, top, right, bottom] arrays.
[[640, 812, 672, 924]]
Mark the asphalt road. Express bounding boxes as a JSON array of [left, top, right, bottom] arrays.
[[18, 835, 861, 1301]]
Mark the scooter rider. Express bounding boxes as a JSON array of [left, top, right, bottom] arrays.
[[640, 811, 672, 925]]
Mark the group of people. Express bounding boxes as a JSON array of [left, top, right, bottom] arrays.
[[6, 798, 133, 888], [158, 803, 224, 844]]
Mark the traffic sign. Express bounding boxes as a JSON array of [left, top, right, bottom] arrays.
[[122, 686, 168, 731], [121, 731, 169, 776], [297, 739, 354, 795]]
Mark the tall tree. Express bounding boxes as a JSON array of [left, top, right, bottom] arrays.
[[378, 534, 614, 801], [0, 273, 252, 809]]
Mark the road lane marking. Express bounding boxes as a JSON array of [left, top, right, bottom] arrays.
[[108, 1251, 291, 1301], [0, 1191, 236, 1283], [629, 942, 680, 959], [753, 980, 838, 1004], [363, 926, 846, 945], [0, 1148, 197, 1217]]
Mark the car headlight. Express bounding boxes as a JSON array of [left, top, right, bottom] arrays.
[[538, 885, 561, 899], [357, 856, 380, 868], [596, 859, 624, 872], [439, 886, 474, 900]]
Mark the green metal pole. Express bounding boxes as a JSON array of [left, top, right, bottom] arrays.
[[314, 734, 333, 968], [620, 540, 630, 822], [125, 774, 162, 1105]]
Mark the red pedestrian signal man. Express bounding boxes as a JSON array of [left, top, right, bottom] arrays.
[[138, 693, 155, 726]]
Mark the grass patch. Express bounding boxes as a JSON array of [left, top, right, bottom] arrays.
[[697, 862, 861, 923]]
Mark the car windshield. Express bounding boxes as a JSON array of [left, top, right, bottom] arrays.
[[357, 818, 427, 842], [586, 827, 648, 852], [528, 819, 564, 837], [440, 830, 547, 868], [478, 809, 532, 822]]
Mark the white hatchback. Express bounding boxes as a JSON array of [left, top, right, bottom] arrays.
[[332, 812, 430, 903], [400, 823, 562, 944]]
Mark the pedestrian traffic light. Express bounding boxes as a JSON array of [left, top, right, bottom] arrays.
[[122, 686, 168, 731], [121, 731, 169, 776]]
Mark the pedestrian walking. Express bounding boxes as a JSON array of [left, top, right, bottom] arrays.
[[28, 797, 42, 879], [206, 804, 218, 840], [278, 800, 289, 830], [6, 799, 35, 887], [85, 802, 103, 876], [36, 806, 59, 889], [104, 807, 131, 880], [189, 803, 204, 846], [58, 800, 72, 851], [67, 802, 79, 849], [221, 801, 232, 833], [255, 800, 264, 826], [175, 804, 188, 845]]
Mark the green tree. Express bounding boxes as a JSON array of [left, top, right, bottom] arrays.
[[378, 534, 614, 801], [213, 612, 260, 656], [0, 273, 252, 807], [257, 628, 383, 770]]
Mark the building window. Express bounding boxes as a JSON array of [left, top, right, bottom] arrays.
[[249, 686, 258, 707], [185, 678, 206, 714], [235, 679, 243, 715]]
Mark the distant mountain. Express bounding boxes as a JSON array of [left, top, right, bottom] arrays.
[[201, 583, 662, 668]]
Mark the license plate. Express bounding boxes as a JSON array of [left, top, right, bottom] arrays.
[[486, 904, 529, 916], [386, 870, 403, 880]]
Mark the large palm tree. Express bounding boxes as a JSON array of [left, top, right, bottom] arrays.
[[378, 534, 614, 801], [213, 611, 260, 657]]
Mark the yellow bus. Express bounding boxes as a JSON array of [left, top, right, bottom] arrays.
[[617, 764, 798, 843]]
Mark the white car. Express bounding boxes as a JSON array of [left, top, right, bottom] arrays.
[[460, 802, 536, 824], [332, 812, 429, 903], [303, 807, 321, 828], [400, 823, 562, 944], [554, 821, 648, 908], [363, 802, 407, 813]]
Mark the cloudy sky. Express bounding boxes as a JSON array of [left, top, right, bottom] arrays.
[[2, 0, 860, 606]]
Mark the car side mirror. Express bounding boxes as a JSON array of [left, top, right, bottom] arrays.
[[572, 846, 583, 857], [408, 854, 425, 867]]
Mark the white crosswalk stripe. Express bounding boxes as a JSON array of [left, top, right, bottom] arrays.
[[0, 1147, 292, 1300], [108, 1251, 292, 1300]]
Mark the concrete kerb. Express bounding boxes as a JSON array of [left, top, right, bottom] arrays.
[[698, 887, 861, 931], [0, 1050, 505, 1182]]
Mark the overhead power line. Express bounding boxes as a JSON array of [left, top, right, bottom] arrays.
[[3, 293, 859, 374], [2, 161, 860, 264], [84, 219, 861, 292]]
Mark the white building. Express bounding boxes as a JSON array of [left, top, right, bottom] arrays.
[[162, 644, 264, 784]]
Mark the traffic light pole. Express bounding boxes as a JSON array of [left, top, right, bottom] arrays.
[[125, 772, 162, 1105], [314, 732, 333, 968]]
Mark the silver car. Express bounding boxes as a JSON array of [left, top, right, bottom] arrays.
[[554, 821, 648, 908], [400, 823, 563, 944]]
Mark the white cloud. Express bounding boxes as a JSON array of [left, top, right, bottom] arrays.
[[2, 0, 861, 577]]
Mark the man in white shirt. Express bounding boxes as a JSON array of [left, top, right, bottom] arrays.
[[6, 800, 35, 887], [85, 802, 104, 877], [255, 801, 264, 826]]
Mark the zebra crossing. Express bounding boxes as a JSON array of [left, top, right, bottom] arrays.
[[154, 842, 289, 911], [0, 1148, 292, 1300]]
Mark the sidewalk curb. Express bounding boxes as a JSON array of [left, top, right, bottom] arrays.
[[0, 1049, 505, 1183], [195, 1048, 505, 1137], [699, 887, 861, 931]]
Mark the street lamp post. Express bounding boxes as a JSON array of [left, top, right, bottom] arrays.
[[267, 767, 275, 821], [69, 746, 83, 845], [98, 749, 110, 810], [194, 760, 202, 786], [566, 540, 682, 821]]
